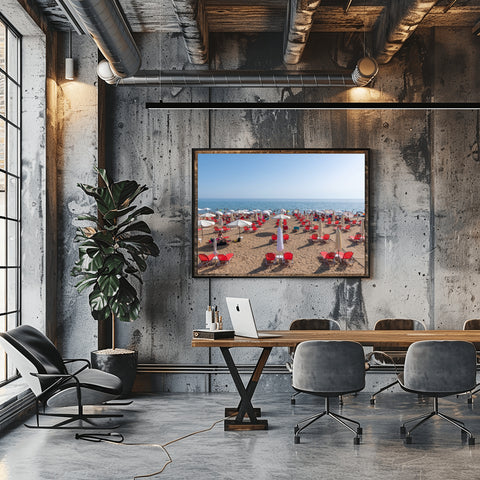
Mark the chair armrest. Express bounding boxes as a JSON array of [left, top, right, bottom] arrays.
[[285, 361, 293, 373], [64, 358, 91, 369], [30, 371, 82, 398], [366, 350, 402, 376]]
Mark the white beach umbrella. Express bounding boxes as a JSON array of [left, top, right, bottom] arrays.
[[215, 211, 223, 216], [200, 212, 216, 218], [276, 225, 284, 254], [198, 219, 215, 238], [226, 219, 252, 236], [335, 228, 343, 254], [273, 214, 291, 220]]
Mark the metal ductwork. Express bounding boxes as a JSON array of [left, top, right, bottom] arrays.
[[66, 0, 141, 84], [115, 70, 356, 87]]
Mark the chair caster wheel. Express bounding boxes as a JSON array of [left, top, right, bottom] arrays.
[[354, 436, 361, 445], [400, 426, 406, 435], [370, 398, 376, 405], [469, 437, 475, 445], [357, 427, 363, 435], [405, 436, 412, 444], [294, 436, 300, 444], [291, 399, 296, 405]]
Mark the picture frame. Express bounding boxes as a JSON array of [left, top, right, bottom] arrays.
[[193, 149, 369, 278]]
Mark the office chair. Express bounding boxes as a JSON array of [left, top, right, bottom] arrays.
[[0, 325, 124, 429], [398, 340, 477, 445], [367, 318, 425, 405], [292, 340, 366, 445], [462, 319, 480, 403], [285, 318, 341, 405]]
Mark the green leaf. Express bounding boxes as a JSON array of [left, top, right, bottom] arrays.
[[103, 205, 137, 222], [118, 220, 151, 235], [104, 255, 125, 274], [75, 277, 97, 293], [98, 274, 120, 297], [116, 206, 155, 229], [89, 288, 108, 311], [77, 214, 98, 223]]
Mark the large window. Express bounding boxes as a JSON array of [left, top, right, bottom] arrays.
[[0, 16, 21, 386]]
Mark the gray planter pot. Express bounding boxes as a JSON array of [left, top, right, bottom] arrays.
[[91, 349, 138, 397]]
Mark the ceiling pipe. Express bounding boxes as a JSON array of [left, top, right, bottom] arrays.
[[65, 0, 141, 84], [113, 69, 357, 87]]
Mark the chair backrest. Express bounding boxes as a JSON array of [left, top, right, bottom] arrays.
[[292, 340, 365, 395], [403, 340, 476, 394], [289, 319, 340, 355], [374, 318, 425, 331], [284, 252, 293, 261], [373, 318, 425, 352], [463, 319, 480, 330], [266, 253, 275, 262], [290, 318, 341, 331], [0, 325, 67, 396]]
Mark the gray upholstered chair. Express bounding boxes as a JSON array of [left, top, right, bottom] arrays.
[[0, 325, 124, 429], [367, 318, 426, 405], [286, 319, 341, 405], [292, 340, 365, 445], [398, 340, 477, 445]]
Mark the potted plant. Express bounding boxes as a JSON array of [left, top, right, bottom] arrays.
[[71, 168, 159, 396]]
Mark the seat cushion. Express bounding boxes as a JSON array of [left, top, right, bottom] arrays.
[[46, 369, 122, 408]]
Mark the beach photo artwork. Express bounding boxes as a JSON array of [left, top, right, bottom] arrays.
[[193, 149, 369, 278]]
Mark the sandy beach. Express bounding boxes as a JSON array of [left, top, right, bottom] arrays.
[[195, 214, 367, 277]]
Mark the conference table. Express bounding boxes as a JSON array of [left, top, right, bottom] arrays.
[[191, 330, 480, 431]]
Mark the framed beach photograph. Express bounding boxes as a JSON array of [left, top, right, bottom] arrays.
[[192, 149, 369, 278]]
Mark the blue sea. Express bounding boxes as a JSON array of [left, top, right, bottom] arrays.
[[198, 198, 365, 214]]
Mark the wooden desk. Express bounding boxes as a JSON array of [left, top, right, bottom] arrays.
[[192, 330, 480, 430]]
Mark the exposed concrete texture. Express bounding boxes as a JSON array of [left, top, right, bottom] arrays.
[[54, 28, 480, 392], [55, 35, 100, 358]]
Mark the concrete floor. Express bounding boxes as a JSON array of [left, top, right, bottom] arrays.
[[1, 391, 480, 479]]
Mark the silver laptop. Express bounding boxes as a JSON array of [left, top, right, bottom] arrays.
[[226, 297, 281, 338]]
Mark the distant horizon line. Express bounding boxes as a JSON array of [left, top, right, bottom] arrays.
[[199, 197, 364, 201]]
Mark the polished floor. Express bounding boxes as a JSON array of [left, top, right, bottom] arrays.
[[1, 391, 480, 479]]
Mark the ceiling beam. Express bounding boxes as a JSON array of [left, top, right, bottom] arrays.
[[283, 0, 321, 64], [373, 0, 439, 64], [171, 0, 209, 64]]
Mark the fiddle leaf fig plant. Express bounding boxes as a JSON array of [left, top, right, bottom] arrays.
[[71, 168, 159, 349]]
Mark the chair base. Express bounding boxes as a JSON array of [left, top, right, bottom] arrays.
[[293, 397, 362, 445], [26, 412, 123, 430], [400, 396, 475, 444], [370, 379, 399, 405]]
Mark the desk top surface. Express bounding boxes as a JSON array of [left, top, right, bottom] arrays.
[[191, 330, 480, 348]]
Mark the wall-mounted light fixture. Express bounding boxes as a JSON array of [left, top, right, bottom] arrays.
[[351, 57, 378, 87], [65, 30, 74, 80]]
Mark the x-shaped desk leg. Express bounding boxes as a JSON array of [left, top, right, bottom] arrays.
[[221, 346, 272, 431]]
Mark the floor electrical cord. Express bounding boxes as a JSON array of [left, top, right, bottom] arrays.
[[75, 414, 234, 479]]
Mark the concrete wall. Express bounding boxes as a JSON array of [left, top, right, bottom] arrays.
[[56, 28, 480, 392]]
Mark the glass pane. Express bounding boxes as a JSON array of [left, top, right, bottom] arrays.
[[0, 171, 5, 218], [0, 269, 6, 314], [7, 29, 19, 82], [0, 72, 5, 117], [7, 220, 17, 266], [7, 267, 17, 312], [7, 124, 18, 176], [1, 347, 5, 382], [0, 117, 4, 171], [7, 311, 16, 330], [7, 175, 17, 219], [0, 21, 5, 71], [7, 79, 18, 125], [0, 219, 5, 266]]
